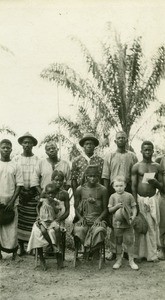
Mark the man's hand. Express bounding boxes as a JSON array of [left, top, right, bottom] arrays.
[[148, 178, 158, 188], [5, 199, 14, 210]]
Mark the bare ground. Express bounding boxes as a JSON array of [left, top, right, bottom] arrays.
[[0, 251, 165, 300]]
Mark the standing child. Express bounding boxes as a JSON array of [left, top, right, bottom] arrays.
[[108, 176, 138, 270]]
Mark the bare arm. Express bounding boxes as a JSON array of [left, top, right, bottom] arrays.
[[72, 179, 78, 196], [95, 187, 108, 223], [131, 164, 138, 203], [131, 205, 137, 222], [57, 192, 70, 222], [148, 164, 163, 192], [103, 179, 110, 197], [108, 202, 123, 214], [74, 187, 83, 221], [160, 158, 165, 194], [36, 185, 42, 196], [6, 186, 22, 210]]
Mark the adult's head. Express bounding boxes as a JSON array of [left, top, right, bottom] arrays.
[[85, 165, 99, 185], [0, 139, 12, 160], [141, 141, 154, 160], [18, 132, 38, 154], [45, 141, 58, 160], [79, 133, 99, 157], [115, 131, 127, 149]]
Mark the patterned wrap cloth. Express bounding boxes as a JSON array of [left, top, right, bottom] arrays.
[[73, 183, 107, 250], [14, 155, 39, 242]]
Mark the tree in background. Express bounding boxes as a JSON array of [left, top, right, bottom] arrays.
[[41, 33, 165, 160], [0, 126, 16, 136]]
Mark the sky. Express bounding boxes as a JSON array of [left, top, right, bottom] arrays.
[[0, 0, 165, 156]]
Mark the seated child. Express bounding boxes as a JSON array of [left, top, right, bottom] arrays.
[[27, 178, 69, 270], [51, 170, 70, 230], [108, 176, 138, 270]]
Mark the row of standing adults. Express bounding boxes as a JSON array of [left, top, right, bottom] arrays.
[[0, 131, 164, 263]]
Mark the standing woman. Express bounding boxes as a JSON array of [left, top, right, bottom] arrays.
[[14, 132, 39, 256]]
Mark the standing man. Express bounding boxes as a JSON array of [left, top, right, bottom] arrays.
[[15, 132, 39, 256], [0, 139, 23, 259], [132, 141, 163, 261], [102, 131, 138, 260], [33, 141, 71, 192], [71, 133, 104, 196], [102, 131, 138, 195]]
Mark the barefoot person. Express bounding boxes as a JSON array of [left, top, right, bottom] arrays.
[[15, 132, 39, 256], [132, 141, 163, 261], [108, 176, 138, 270], [0, 139, 23, 259], [73, 165, 108, 253]]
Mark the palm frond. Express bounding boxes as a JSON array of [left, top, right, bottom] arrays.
[[51, 116, 82, 139], [0, 126, 16, 136], [70, 36, 107, 92]]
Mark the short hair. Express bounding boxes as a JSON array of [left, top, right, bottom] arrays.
[[113, 175, 126, 185], [0, 139, 12, 147], [45, 183, 56, 192], [51, 170, 64, 181], [45, 141, 58, 150], [115, 131, 127, 139], [85, 165, 99, 176], [141, 141, 154, 150]]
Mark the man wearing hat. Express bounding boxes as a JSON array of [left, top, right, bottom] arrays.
[[14, 132, 39, 256], [71, 133, 104, 195]]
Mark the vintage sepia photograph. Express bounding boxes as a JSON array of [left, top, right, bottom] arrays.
[[0, 0, 165, 299]]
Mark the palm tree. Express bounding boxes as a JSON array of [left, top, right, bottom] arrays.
[[40, 34, 165, 158]]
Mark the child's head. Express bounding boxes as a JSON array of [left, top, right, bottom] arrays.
[[51, 170, 64, 189], [45, 183, 57, 199], [85, 165, 99, 185], [113, 176, 126, 194]]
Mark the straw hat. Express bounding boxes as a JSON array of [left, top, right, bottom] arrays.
[[79, 133, 99, 147], [18, 132, 38, 146]]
